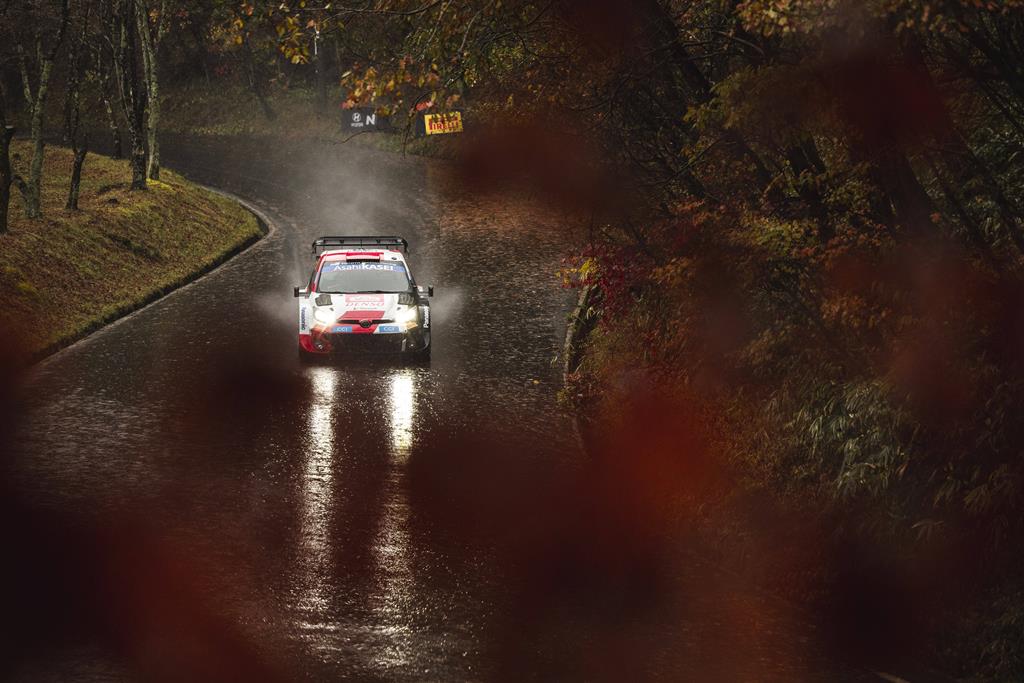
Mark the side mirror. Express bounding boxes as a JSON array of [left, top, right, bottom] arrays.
[[429, 285, 434, 297], [294, 287, 308, 298], [418, 285, 434, 298]]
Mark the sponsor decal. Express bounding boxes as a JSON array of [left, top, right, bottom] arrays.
[[378, 325, 401, 333], [300, 307, 307, 330], [332, 326, 354, 334], [341, 294, 386, 310], [342, 107, 390, 132], [322, 262, 406, 273], [418, 111, 464, 137]]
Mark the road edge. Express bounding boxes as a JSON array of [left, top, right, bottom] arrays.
[[31, 187, 278, 368]]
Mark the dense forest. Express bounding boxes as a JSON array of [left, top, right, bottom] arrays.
[[3, 0, 1024, 676]]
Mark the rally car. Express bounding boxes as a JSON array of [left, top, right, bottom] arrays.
[[294, 236, 433, 360]]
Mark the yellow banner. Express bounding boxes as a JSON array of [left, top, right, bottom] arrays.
[[423, 112, 464, 136]]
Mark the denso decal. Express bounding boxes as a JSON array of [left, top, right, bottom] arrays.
[[342, 294, 386, 309], [377, 325, 401, 333], [331, 325, 353, 333]]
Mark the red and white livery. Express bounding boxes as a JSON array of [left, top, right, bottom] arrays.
[[294, 236, 433, 359]]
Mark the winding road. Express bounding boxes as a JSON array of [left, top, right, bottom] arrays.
[[5, 137, 880, 681]]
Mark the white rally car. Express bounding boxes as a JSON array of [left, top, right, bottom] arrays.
[[294, 236, 433, 359]]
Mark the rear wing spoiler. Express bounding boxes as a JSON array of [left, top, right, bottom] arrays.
[[311, 236, 409, 255]]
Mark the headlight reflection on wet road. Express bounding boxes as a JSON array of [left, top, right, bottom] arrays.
[[291, 366, 426, 672], [295, 367, 339, 637], [367, 368, 419, 669], [387, 370, 416, 458]]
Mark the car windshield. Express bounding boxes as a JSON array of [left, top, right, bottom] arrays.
[[317, 261, 411, 293]]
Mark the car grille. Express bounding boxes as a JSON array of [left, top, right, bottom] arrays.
[[325, 333, 406, 353], [339, 319, 394, 325]]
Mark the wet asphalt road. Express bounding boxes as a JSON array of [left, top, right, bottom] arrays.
[[5, 137, 878, 681]]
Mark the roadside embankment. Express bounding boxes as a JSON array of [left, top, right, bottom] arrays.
[[0, 141, 265, 362], [562, 270, 1024, 682]]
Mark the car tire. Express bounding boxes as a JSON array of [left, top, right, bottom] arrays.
[[409, 335, 431, 363]]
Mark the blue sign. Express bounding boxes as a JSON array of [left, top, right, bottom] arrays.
[[332, 326, 353, 334], [378, 325, 401, 333]]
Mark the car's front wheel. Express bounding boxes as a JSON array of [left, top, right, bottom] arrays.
[[409, 332, 431, 362]]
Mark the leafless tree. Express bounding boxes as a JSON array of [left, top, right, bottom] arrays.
[[111, 0, 148, 190], [9, 0, 71, 218]]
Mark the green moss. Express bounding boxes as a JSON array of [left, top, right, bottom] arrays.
[[0, 141, 264, 361], [14, 281, 39, 299], [104, 232, 165, 262]]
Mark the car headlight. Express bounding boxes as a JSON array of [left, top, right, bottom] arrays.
[[396, 305, 418, 329], [313, 307, 335, 325]]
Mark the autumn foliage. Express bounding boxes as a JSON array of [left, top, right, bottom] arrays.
[[304, 1, 1024, 673], [5, 0, 1024, 674], [224, 2, 1024, 669]]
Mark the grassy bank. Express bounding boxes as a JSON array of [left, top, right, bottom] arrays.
[[0, 141, 264, 361]]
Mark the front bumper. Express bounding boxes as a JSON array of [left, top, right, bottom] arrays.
[[300, 327, 428, 355]]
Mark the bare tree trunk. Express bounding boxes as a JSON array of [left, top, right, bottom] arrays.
[[145, 71, 159, 180], [102, 92, 123, 158], [876, 148, 936, 236], [135, 0, 164, 180], [126, 126, 146, 189], [18, 53, 55, 219], [0, 123, 15, 234], [64, 10, 89, 211], [93, 0, 124, 159], [244, 43, 276, 121], [66, 144, 87, 211], [12, 0, 70, 219], [785, 142, 833, 242], [113, 0, 148, 190], [847, 141, 898, 229], [0, 86, 29, 232], [97, 66, 123, 159]]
